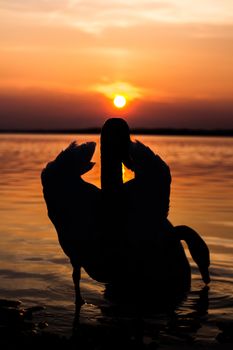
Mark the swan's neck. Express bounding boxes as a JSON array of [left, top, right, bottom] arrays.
[[101, 154, 123, 191]]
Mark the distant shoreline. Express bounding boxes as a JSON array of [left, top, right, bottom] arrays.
[[0, 128, 233, 137]]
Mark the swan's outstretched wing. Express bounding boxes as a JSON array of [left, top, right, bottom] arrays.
[[127, 140, 171, 219], [41, 141, 100, 264], [42, 141, 96, 179], [129, 140, 170, 180], [41, 141, 97, 217]]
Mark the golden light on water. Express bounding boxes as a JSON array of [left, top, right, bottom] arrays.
[[122, 163, 134, 183], [113, 95, 126, 108], [122, 163, 126, 182]]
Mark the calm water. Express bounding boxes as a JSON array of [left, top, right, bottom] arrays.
[[0, 134, 233, 344]]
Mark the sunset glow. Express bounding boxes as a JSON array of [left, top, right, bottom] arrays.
[[0, 1, 232, 129]]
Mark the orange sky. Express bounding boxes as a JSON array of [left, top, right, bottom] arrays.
[[0, 0, 233, 129]]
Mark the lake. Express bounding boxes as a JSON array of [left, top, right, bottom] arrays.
[[0, 134, 232, 344]]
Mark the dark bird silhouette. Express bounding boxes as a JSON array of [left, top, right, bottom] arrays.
[[41, 118, 210, 308]]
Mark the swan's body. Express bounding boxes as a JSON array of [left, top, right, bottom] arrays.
[[41, 127, 210, 307]]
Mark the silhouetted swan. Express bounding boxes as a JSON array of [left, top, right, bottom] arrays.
[[41, 118, 210, 307]]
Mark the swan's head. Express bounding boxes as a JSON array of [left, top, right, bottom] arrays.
[[101, 118, 131, 162], [42, 141, 96, 182]]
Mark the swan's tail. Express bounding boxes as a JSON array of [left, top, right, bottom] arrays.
[[174, 225, 210, 285]]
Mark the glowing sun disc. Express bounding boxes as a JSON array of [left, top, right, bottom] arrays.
[[113, 95, 126, 108]]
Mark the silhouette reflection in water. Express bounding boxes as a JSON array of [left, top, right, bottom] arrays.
[[41, 117, 210, 313], [72, 286, 210, 348]]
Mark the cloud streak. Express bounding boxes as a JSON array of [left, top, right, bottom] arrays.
[[1, 1, 232, 34], [0, 88, 232, 130]]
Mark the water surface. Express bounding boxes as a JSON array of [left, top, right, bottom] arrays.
[[0, 134, 232, 344]]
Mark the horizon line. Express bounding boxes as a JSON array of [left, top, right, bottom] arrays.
[[0, 127, 233, 137]]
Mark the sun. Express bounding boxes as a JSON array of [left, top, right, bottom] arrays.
[[113, 95, 126, 108]]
